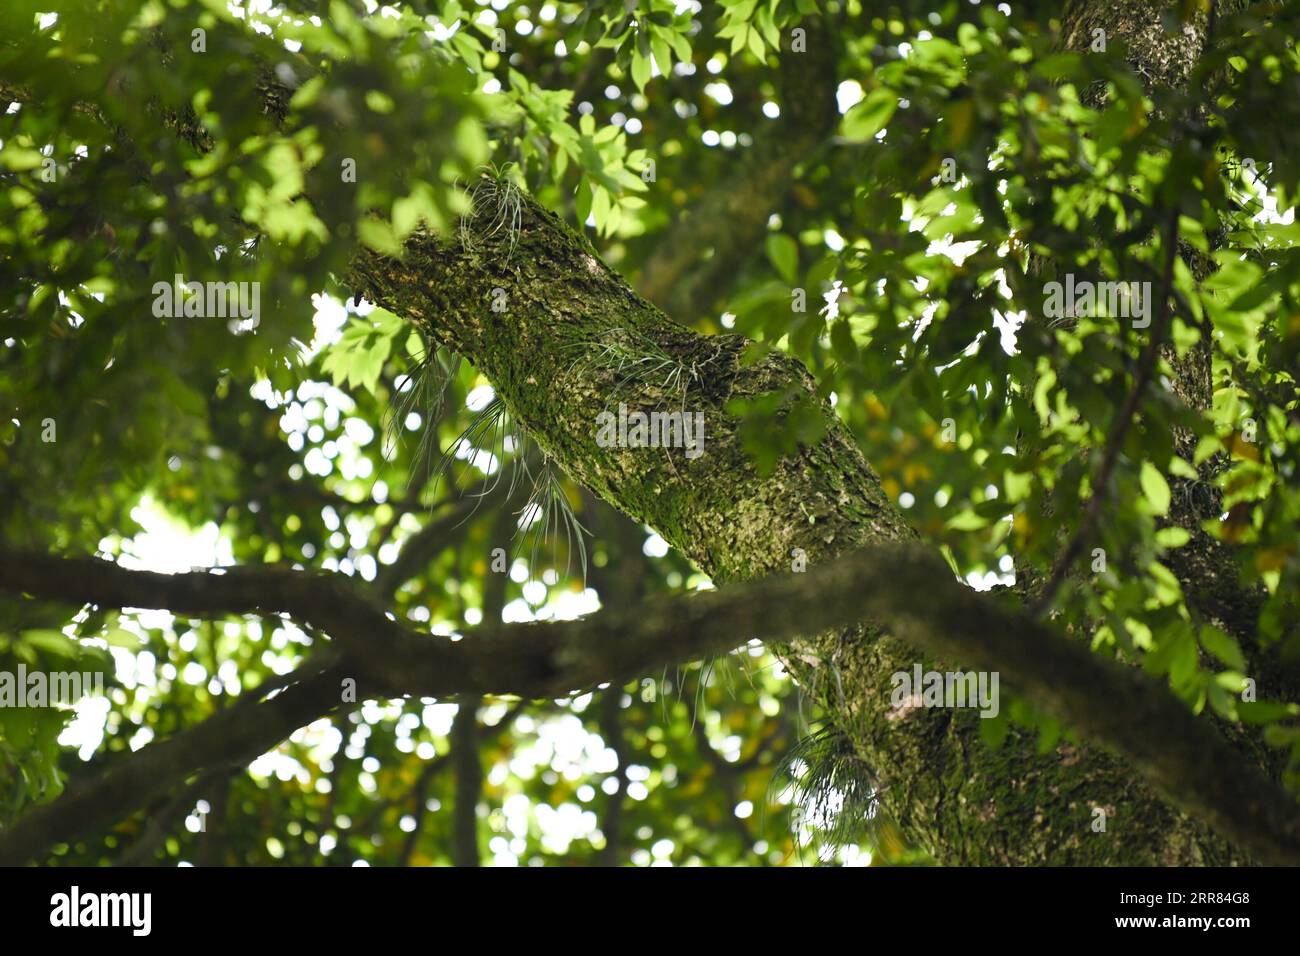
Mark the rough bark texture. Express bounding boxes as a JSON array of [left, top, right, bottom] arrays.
[[348, 168, 1257, 862], [5, 0, 1288, 867], [10, 539, 1300, 864], [349, 0, 1278, 865]]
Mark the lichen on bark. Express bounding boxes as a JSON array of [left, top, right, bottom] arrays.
[[350, 181, 1248, 864]]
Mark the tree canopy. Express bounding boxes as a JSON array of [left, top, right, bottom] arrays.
[[1, 0, 1299, 867]]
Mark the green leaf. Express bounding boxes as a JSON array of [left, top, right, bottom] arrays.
[[842, 89, 897, 142], [651, 34, 674, 79], [631, 49, 652, 92], [945, 510, 988, 531], [592, 186, 612, 231], [1154, 526, 1190, 549], [0, 146, 45, 171], [667, 29, 692, 63], [358, 218, 403, 256], [102, 627, 142, 648], [765, 233, 799, 283], [1238, 700, 1296, 725], [1139, 462, 1170, 516], [576, 182, 594, 224], [1199, 625, 1246, 671]]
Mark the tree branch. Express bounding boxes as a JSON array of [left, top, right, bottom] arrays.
[[4, 0, 1281, 870], [1033, 207, 1182, 614], [370, 465, 517, 599], [114, 771, 216, 867], [3, 543, 1299, 864], [0, 550, 410, 669], [448, 702, 481, 867], [347, 182, 1245, 864], [0, 652, 351, 866]]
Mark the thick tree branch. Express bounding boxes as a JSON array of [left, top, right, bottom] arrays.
[[0, 550, 412, 669], [3, 544, 1299, 864], [4, 0, 1283, 868], [587, 496, 646, 866], [448, 703, 481, 867], [5, 187, 1264, 865], [341, 177, 1280, 862]]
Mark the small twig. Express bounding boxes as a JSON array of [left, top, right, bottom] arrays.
[[115, 772, 216, 867], [1032, 208, 1182, 616], [396, 752, 450, 866]]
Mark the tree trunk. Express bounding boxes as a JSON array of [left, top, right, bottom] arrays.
[[350, 0, 1273, 866], [349, 175, 1245, 864], [0, 0, 1286, 868]]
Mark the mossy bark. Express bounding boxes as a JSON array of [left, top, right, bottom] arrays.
[[350, 182, 1251, 863], [347, 0, 1283, 865]]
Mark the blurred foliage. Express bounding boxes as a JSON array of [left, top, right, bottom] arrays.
[[0, 0, 1297, 865]]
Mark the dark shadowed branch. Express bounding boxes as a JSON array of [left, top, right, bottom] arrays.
[[2, 543, 1298, 865]]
